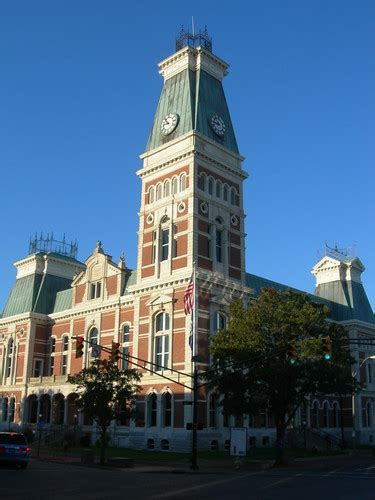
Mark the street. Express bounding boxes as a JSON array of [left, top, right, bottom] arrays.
[[0, 455, 374, 499]]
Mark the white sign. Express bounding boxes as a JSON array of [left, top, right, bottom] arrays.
[[230, 427, 247, 456]]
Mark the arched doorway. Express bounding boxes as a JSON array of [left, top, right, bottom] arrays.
[[26, 395, 38, 424], [40, 394, 51, 424], [52, 394, 65, 425]]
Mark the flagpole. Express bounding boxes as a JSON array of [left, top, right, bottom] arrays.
[[191, 260, 198, 470]]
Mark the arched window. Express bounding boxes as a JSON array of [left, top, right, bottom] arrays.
[[215, 180, 222, 198], [223, 184, 229, 202], [230, 187, 236, 205], [156, 183, 162, 201], [366, 401, 372, 427], [149, 186, 155, 204], [61, 335, 69, 375], [172, 176, 178, 195], [215, 228, 223, 262], [311, 401, 319, 428], [164, 180, 170, 198], [198, 172, 206, 191], [49, 338, 56, 376], [323, 401, 329, 427], [148, 393, 158, 427], [215, 312, 227, 331], [2, 398, 9, 422], [154, 312, 170, 372], [122, 324, 130, 343], [332, 402, 339, 428], [87, 328, 98, 361], [208, 177, 214, 195], [162, 393, 172, 427], [209, 393, 218, 427], [9, 397, 15, 423], [159, 215, 170, 262], [179, 173, 186, 192], [6, 339, 14, 378]]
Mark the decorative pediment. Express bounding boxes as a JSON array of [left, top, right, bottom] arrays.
[[146, 294, 176, 310], [312, 256, 341, 275], [209, 295, 231, 307]]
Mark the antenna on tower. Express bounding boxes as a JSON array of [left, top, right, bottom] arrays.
[[192, 16, 195, 37]]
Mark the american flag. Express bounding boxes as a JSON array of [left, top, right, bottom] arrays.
[[184, 274, 194, 315]]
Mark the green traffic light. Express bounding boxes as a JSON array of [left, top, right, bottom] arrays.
[[289, 359, 296, 365], [324, 353, 331, 361]]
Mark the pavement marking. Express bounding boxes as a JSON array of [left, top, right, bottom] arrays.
[[323, 464, 347, 477], [152, 470, 265, 498], [256, 472, 302, 491]]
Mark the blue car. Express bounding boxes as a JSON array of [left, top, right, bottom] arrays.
[[0, 432, 30, 469]]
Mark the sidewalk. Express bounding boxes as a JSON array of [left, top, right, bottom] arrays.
[[31, 450, 273, 473]]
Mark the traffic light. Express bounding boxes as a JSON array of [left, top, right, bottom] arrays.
[[322, 337, 332, 361], [75, 336, 84, 358], [287, 344, 296, 365], [111, 341, 120, 363]]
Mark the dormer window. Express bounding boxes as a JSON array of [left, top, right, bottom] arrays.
[[89, 281, 101, 300]]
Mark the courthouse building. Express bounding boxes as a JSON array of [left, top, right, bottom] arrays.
[[0, 31, 374, 451]]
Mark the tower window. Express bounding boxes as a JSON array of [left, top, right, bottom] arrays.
[[161, 229, 169, 261], [149, 186, 155, 204], [230, 187, 236, 205], [179, 173, 187, 191], [198, 173, 206, 191], [223, 184, 229, 201], [215, 229, 222, 262], [215, 180, 222, 198], [156, 183, 162, 200], [172, 177, 178, 194], [164, 180, 170, 197], [208, 177, 214, 195]]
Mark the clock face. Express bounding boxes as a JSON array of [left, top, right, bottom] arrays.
[[161, 113, 179, 136], [210, 114, 226, 137]]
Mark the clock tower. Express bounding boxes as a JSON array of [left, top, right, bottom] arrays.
[[137, 29, 248, 288]]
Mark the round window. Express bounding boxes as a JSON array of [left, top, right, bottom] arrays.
[[200, 202, 208, 215], [146, 213, 154, 224]]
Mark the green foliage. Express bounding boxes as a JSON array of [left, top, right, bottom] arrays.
[[68, 358, 141, 463], [208, 289, 358, 461]]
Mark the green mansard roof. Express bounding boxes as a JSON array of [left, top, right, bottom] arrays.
[[245, 272, 375, 325], [146, 61, 239, 154]]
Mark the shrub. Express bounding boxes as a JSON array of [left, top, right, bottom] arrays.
[[79, 433, 91, 447]]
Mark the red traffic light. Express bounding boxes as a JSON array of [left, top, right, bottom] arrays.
[[287, 344, 296, 365], [75, 336, 84, 358], [111, 341, 120, 363]]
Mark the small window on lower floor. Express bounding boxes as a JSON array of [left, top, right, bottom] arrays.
[[33, 359, 43, 377], [161, 439, 169, 450], [211, 440, 219, 451], [147, 438, 155, 450]]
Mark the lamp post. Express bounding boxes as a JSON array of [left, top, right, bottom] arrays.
[[351, 354, 375, 447], [37, 413, 43, 457]]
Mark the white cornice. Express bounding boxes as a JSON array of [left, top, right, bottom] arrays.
[[138, 133, 247, 181]]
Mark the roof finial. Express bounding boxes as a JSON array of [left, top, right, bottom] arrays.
[[118, 251, 126, 269]]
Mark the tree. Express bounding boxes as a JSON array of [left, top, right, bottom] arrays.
[[208, 288, 357, 465], [68, 359, 141, 464]]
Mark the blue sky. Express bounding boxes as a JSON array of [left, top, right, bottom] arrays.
[[0, 1, 374, 310]]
